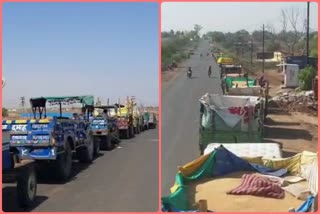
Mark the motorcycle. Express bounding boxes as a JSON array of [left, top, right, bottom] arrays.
[[187, 68, 192, 78], [187, 70, 192, 78]]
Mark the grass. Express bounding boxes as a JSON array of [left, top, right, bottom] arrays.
[[162, 37, 196, 71]]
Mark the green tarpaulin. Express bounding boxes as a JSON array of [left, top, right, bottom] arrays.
[[162, 151, 217, 211], [225, 77, 256, 89], [30, 95, 94, 106]]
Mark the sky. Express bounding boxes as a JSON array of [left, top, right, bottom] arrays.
[[162, 2, 318, 33], [2, 3, 159, 108]]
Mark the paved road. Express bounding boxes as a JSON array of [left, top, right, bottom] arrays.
[[3, 128, 159, 212], [162, 40, 222, 195]]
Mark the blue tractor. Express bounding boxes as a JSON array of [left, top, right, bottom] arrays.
[[3, 96, 97, 181]]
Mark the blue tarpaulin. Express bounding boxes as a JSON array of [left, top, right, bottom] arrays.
[[212, 146, 288, 177], [296, 195, 315, 212]]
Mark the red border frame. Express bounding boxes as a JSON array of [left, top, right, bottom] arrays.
[[0, 1, 319, 213]]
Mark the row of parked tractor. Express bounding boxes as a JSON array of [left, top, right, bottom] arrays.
[[2, 85, 157, 207]]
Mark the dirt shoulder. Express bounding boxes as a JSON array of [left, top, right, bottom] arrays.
[[162, 60, 190, 91], [263, 69, 318, 156]]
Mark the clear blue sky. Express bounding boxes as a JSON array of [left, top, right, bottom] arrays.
[[162, 2, 318, 33], [3, 3, 159, 108]]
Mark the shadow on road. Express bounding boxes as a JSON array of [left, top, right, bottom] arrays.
[[36, 153, 105, 185], [2, 152, 106, 212], [2, 187, 48, 212]]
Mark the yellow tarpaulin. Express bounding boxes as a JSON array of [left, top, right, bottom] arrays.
[[217, 57, 233, 65], [170, 150, 318, 193]]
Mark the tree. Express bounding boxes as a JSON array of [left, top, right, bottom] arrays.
[[298, 65, 317, 90], [2, 108, 8, 117], [234, 29, 250, 43], [309, 33, 318, 57], [207, 31, 225, 43], [193, 24, 202, 37], [279, 7, 306, 55]]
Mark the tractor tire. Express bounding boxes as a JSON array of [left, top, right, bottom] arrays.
[[54, 142, 72, 181], [17, 164, 37, 208], [77, 137, 94, 163]]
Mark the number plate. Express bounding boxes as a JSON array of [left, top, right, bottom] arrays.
[[18, 147, 57, 160], [11, 125, 27, 132]]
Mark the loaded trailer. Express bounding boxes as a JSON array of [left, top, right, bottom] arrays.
[[162, 145, 318, 212], [2, 130, 37, 208], [198, 93, 265, 155]]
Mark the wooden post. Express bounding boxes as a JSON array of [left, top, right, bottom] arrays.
[[198, 199, 207, 212]]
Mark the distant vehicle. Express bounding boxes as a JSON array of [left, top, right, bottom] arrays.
[[187, 67, 192, 78], [90, 105, 121, 151], [148, 112, 157, 129], [143, 112, 150, 130], [142, 111, 157, 129], [220, 64, 242, 77], [114, 103, 135, 139]]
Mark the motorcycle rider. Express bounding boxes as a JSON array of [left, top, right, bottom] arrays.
[[187, 67, 192, 77], [208, 66, 212, 77]]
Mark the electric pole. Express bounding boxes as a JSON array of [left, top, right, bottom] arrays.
[[262, 24, 265, 74], [20, 96, 26, 117], [249, 41, 253, 72], [20, 97, 25, 108], [306, 2, 310, 65]]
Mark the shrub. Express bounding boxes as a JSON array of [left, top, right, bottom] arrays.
[[2, 108, 8, 117], [298, 65, 317, 90]]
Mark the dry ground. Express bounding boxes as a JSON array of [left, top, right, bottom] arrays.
[[263, 69, 318, 156]]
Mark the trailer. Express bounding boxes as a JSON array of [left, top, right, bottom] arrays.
[[2, 77, 37, 208], [198, 93, 264, 155], [162, 146, 318, 212], [3, 129, 38, 208], [222, 75, 270, 121]]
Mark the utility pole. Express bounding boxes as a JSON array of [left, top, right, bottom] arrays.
[[306, 2, 310, 65], [262, 24, 265, 74], [20, 97, 25, 108], [20, 96, 26, 117], [249, 41, 253, 72]]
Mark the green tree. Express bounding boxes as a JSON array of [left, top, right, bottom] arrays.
[[309, 33, 318, 57], [2, 108, 8, 117], [193, 24, 202, 37], [207, 31, 225, 43], [298, 65, 317, 90]]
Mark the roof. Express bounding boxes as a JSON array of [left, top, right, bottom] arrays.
[[30, 95, 94, 107]]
